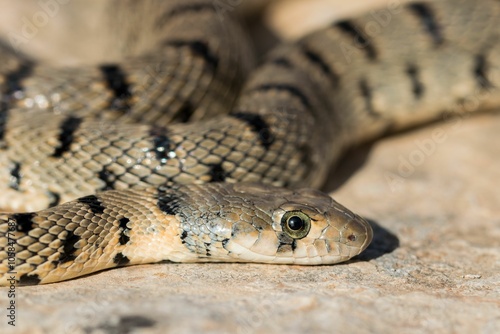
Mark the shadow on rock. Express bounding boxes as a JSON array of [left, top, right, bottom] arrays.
[[322, 143, 374, 192], [356, 218, 399, 261]]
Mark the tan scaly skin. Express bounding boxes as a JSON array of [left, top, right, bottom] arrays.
[[0, 0, 499, 285], [0, 183, 372, 285]]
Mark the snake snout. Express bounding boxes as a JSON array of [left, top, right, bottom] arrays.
[[339, 215, 373, 255], [317, 201, 373, 263]]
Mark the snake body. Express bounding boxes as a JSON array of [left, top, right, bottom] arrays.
[[0, 0, 499, 285]]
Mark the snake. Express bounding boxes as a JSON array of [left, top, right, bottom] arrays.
[[0, 0, 498, 286]]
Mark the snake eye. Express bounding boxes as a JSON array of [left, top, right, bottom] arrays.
[[281, 211, 311, 239]]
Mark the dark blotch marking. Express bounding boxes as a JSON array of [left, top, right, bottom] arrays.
[[157, 192, 182, 215], [78, 195, 106, 215], [408, 3, 444, 46], [98, 167, 115, 190], [231, 112, 274, 149], [4, 62, 34, 96], [474, 54, 493, 89], [119, 217, 130, 245], [205, 242, 211, 256], [52, 116, 83, 157], [180, 230, 188, 244], [222, 238, 230, 249], [0, 62, 34, 147], [165, 40, 219, 70], [9, 162, 21, 190], [149, 126, 174, 163], [12, 213, 35, 233], [172, 101, 196, 123], [406, 64, 424, 98], [277, 233, 296, 253], [335, 20, 377, 60], [113, 253, 130, 266], [253, 83, 312, 108], [0, 105, 8, 147], [291, 240, 297, 251], [208, 163, 227, 182], [59, 231, 80, 264], [302, 47, 339, 86], [271, 57, 293, 68], [19, 274, 41, 286], [48, 191, 61, 207], [359, 79, 380, 118], [119, 217, 129, 230], [99, 65, 132, 113]]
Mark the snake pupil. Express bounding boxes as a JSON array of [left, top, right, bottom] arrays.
[[288, 216, 304, 230], [281, 211, 311, 239]]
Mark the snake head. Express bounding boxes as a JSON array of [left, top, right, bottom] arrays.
[[218, 184, 373, 265]]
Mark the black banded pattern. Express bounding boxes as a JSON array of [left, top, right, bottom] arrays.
[[12, 213, 36, 233], [301, 47, 339, 87], [100, 65, 133, 113], [271, 57, 293, 68], [118, 218, 131, 245], [58, 231, 80, 264], [113, 253, 130, 266], [408, 3, 444, 46], [0, 62, 35, 147], [231, 112, 274, 149], [165, 40, 219, 71], [19, 274, 41, 286], [172, 101, 196, 123], [48, 191, 61, 207], [406, 64, 424, 99], [334, 20, 377, 60], [252, 84, 312, 109], [8, 162, 21, 191], [180, 230, 188, 243], [474, 54, 493, 89], [208, 163, 227, 182], [78, 195, 106, 215], [52, 116, 83, 158], [150, 127, 175, 163], [157, 191, 182, 215], [0, 0, 496, 288], [3, 62, 35, 97], [0, 104, 8, 146]]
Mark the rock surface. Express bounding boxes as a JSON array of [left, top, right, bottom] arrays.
[[0, 1, 499, 333]]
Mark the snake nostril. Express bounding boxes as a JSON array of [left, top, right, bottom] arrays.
[[347, 234, 357, 242]]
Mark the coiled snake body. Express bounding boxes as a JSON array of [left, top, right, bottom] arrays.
[[0, 0, 499, 285]]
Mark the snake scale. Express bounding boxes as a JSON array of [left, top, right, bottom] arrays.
[[0, 0, 499, 286]]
